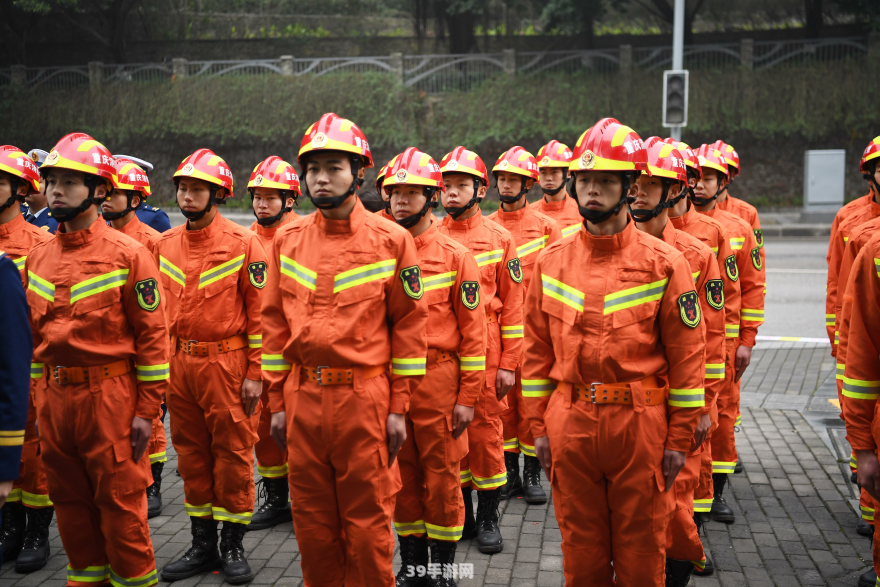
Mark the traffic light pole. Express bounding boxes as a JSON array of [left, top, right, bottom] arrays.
[[670, 0, 685, 141]]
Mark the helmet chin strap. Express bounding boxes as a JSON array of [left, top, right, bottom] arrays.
[[395, 189, 439, 229], [303, 154, 363, 210], [102, 190, 140, 222], [252, 190, 293, 227], [496, 174, 529, 205], [444, 178, 482, 220], [631, 179, 681, 223], [569, 172, 633, 225], [50, 175, 104, 223], [0, 176, 22, 214], [178, 184, 222, 222], [690, 183, 724, 207]]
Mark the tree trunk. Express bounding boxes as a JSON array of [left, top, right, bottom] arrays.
[[446, 9, 476, 53], [580, 5, 594, 49], [804, 0, 824, 38]]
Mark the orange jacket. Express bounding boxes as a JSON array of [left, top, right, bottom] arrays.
[[839, 232, 880, 451], [717, 192, 764, 287], [154, 213, 267, 380], [0, 213, 51, 283], [24, 219, 169, 420], [522, 221, 705, 450], [113, 215, 161, 254], [700, 208, 764, 348], [487, 200, 562, 292], [835, 215, 880, 360], [439, 212, 523, 373], [261, 198, 429, 414], [532, 196, 582, 239], [413, 216, 486, 407], [657, 221, 725, 414], [373, 208, 396, 224], [670, 205, 742, 343], [249, 213, 297, 258], [826, 195, 880, 350]]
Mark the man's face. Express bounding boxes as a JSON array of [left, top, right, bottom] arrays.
[[442, 172, 484, 208], [633, 174, 665, 212], [176, 177, 216, 212], [252, 187, 290, 219], [0, 172, 27, 208], [873, 164, 880, 190], [573, 170, 627, 212], [102, 188, 140, 215], [496, 170, 533, 198], [539, 167, 566, 191], [389, 185, 430, 221], [25, 179, 48, 209], [44, 168, 104, 210], [695, 169, 725, 201], [305, 152, 358, 198]]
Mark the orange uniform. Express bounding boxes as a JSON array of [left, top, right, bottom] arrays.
[[655, 221, 725, 572], [26, 219, 167, 587], [374, 207, 395, 223], [438, 212, 523, 490], [826, 193, 880, 351], [532, 195, 582, 239], [393, 215, 486, 541], [261, 198, 428, 585], [249, 215, 296, 480], [0, 214, 52, 512], [155, 212, 266, 525], [523, 221, 705, 585], [487, 201, 560, 458], [717, 193, 764, 286]]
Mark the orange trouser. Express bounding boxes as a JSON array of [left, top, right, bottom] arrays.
[[148, 416, 167, 466], [500, 366, 535, 457], [545, 390, 675, 587], [666, 449, 705, 568], [693, 403, 719, 516], [255, 390, 288, 478], [37, 372, 156, 587], [11, 382, 52, 509], [394, 357, 468, 542], [284, 369, 401, 587], [711, 338, 740, 474], [168, 348, 258, 524]]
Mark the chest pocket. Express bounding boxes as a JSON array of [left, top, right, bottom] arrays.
[[540, 279, 579, 327], [201, 250, 242, 323], [334, 250, 390, 307], [421, 259, 454, 338], [470, 240, 499, 286], [71, 259, 127, 345], [609, 267, 663, 328], [278, 269, 311, 340]]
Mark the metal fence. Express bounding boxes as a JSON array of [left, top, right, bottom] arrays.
[[1, 36, 871, 93]]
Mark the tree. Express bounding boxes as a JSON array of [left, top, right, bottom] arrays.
[[540, 0, 606, 49], [803, 0, 823, 37], [0, 0, 43, 64], [832, 0, 880, 31], [623, 0, 707, 44]]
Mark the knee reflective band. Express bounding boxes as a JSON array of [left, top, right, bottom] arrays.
[[425, 522, 464, 542], [459, 469, 473, 485], [712, 461, 736, 475], [67, 565, 111, 584], [21, 492, 53, 508], [211, 507, 252, 525], [694, 498, 713, 513], [149, 452, 167, 465], [257, 464, 289, 478], [393, 520, 427, 537], [110, 568, 158, 587], [185, 502, 213, 518], [471, 472, 507, 490], [518, 441, 536, 457], [861, 504, 875, 522]]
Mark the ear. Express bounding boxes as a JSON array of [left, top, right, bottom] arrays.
[[93, 183, 108, 199], [16, 183, 29, 197], [525, 178, 535, 190], [477, 184, 488, 198], [132, 194, 142, 208], [357, 167, 366, 180], [286, 197, 295, 208]]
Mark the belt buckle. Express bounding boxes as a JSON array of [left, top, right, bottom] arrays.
[[186, 340, 198, 354], [53, 366, 68, 385], [589, 383, 600, 403], [316, 366, 329, 386]]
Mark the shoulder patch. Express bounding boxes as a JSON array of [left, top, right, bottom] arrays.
[[507, 257, 523, 283], [750, 247, 762, 271], [135, 278, 161, 311], [399, 265, 424, 299], [460, 281, 480, 310], [248, 261, 267, 288], [753, 228, 763, 248], [678, 291, 701, 328], [724, 254, 739, 282], [705, 279, 724, 311]]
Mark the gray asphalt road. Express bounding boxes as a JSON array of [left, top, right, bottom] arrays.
[[762, 237, 829, 339]]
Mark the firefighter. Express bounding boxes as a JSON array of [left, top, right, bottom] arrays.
[[826, 136, 880, 355], [246, 156, 300, 531], [486, 146, 559, 505], [438, 146, 523, 553], [383, 147, 486, 587], [262, 113, 428, 585], [26, 132, 167, 587], [372, 157, 397, 221], [631, 137, 726, 584], [533, 141, 581, 238], [109, 155, 172, 233], [23, 150, 58, 234], [156, 149, 266, 584], [0, 145, 54, 573], [523, 118, 705, 586]]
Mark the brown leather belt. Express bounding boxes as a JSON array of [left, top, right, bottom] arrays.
[[178, 334, 248, 356], [300, 364, 387, 386], [49, 359, 131, 385], [486, 312, 498, 324], [571, 376, 666, 405], [428, 348, 456, 366]]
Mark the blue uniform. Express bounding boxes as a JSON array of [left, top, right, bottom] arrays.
[[25, 210, 58, 235], [0, 253, 30, 483], [135, 206, 171, 233]]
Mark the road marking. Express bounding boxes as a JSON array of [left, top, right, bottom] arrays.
[[765, 268, 826, 274], [756, 335, 829, 344]]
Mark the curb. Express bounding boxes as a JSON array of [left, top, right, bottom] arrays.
[[762, 224, 830, 238]]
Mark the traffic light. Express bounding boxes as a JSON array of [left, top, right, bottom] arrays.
[[662, 70, 689, 128]]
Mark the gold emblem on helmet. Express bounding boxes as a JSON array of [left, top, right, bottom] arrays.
[[540, 156, 551, 166], [44, 151, 60, 166], [579, 150, 595, 170], [30, 152, 39, 163], [395, 169, 408, 183], [181, 163, 195, 176], [498, 160, 509, 171], [312, 132, 328, 148], [446, 159, 459, 171], [254, 174, 264, 186], [697, 155, 706, 167]]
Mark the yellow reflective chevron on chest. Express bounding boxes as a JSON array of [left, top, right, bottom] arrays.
[[604, 278, 668, 315], [334, 259, 396, 293], [199, 255, 245, 289], [541, 274, 584, 312]]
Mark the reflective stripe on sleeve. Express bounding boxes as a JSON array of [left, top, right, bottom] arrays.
[[522, 379, 554, 397], [248, 334, 262, 348], [725, 324, 739, 337], [392, 357, 427, 376], [668, 388, 705, 408], [705, 363, 725, 380], [30, 362, 44, 378], [501, 325, 523, 338], [841, 376, 880, 400], [135, 363, 170, 381], [730, 237, 745, 250], [261, 354, 292, 372], [742, 309, 764, 322], [460, 356, 486, 371], [12, 256, 25, 271], [826, 313, 836, 326], [0, 430, 25, 447]]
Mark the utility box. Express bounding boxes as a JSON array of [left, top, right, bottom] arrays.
[[802, 150, 846, 223]]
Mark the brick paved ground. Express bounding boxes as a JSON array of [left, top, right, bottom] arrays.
[[1, 344, 871, 587]]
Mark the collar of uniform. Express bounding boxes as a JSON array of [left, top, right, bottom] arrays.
[[29, 206, 48, 218], [669, 203, 695, 230], [442, 209, 483, 231], [413, 215, 440, 249], [56, 216, 107, 247], [315, 196, 366, 234], [540, 197, 566, 211], [254, 213, 292, 239], [659, 219, 677, 245], [116, 214, 143, 236], [700, 207, 718, 219], [184, 210, 224, 241], [579, 217, 636, 251], [497, 199, 530, 222], [0, 212, 25, 237]]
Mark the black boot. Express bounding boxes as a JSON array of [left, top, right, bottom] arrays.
[[665, 557, 695, 587], [394, 535, 429, 587], [859, 567, 877, 587], [0, 501, 26, 561], [693, 553, 715, 577], [475, 488, 503, 553], [15, 507, 54, 573], [522, 456, 547, 505], [853, 471, 860, 484], [734, 459, 744, 474], [147, 461, 163, 519], [161, 517, 221, 582], [858, 517, 875, 537], [248, 477, 292, 531], [461, 487, 477, 540], [710, 473, 735, 523], [220, 522, 253, 584], [498, 453, 522, 500], [429, 540, 457, 587]]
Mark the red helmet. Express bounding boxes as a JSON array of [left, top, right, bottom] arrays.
[[712, 140, 740, 178], [248, 156, 301, 196], [383, 147, 444, 194], [376, 156, 398, 193], [860, 136, 880, 175], [439, 147, 489, 186], [173, 149, 234, 196], [536, 140, 573, 169], [0, 145, 40, 194], [41, 133, 117, 188], [298, 112, 373, 169], [644, 137, 687, 183], [569, 118, 649, 175], [695, 144, 728, 177], [113, 157, 152, 197], [493, 146, 540, 181], [664, 138, 702, 180]]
